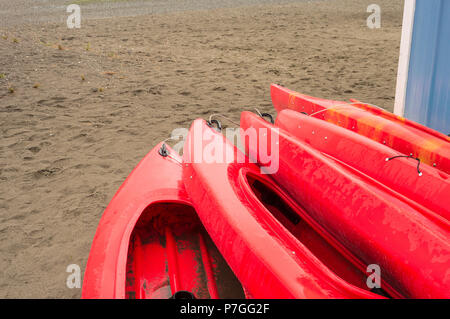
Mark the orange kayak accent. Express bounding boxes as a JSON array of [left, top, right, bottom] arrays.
[[271, 84, 450, 175]]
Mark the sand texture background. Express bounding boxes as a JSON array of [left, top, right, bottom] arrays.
[[1, 0, 404, 298]]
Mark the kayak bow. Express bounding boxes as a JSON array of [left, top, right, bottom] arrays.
[[82, 143, 244, 299], [182, 118, 387, 299]]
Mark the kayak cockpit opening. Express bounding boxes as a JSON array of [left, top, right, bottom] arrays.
[[245, 173, 392, 298], [125, 202, 245, 299]]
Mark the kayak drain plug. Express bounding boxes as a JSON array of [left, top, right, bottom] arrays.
[[385, 154, 422, 176]]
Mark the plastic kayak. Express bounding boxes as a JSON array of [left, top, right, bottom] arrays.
[[276, 109, 450, 228], [182, 119, 386, 299], [270, 84, 450, 174], [240, 111, 450, 299], [82, 143, 245, 299], [349, 98, 450, 141]]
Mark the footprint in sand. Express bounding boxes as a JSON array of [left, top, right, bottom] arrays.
[[28, 146, 40, 154], [33, 167, 61, 179]]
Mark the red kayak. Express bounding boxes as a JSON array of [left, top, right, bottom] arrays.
[[240, 111, 450, 299], [182, 119, 387, 299], [275, 109, 450, 228], [349, 98, 450, 142], [271, 84, 450, 174], [82, 143, 245, 299]]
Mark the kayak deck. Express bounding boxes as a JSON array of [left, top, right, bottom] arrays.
[[125, 202, 245, 299], [183, 119, 389, 298], [275, 109, 450, 228], [270, 83, 450, 174]]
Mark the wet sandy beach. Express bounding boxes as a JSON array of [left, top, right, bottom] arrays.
[[0, 0, 403, 298]]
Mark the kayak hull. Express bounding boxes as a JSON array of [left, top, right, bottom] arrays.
[[82, 143, 244, 299], [182, 119, 385, 299], [270, 84, 450, 174], [276, 109, 450, 227], [241, 111, 450, 299], [349, 98, 450, 142]]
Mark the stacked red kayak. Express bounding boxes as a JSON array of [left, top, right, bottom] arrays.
[[83, 84, 450, 299], [271, 84, 450, 174], [82, 143, 245, 299]]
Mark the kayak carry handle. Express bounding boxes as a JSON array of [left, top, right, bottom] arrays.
[[385, 154, 422, 176], [207, 119, 222, 132], [308, 103, 368, 118], [261, 113, 274, 124], [254, 108, 274, 124], [158, 143, 169, 157]]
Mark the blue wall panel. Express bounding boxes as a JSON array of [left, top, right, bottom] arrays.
[[405, 0, 450, 134]]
